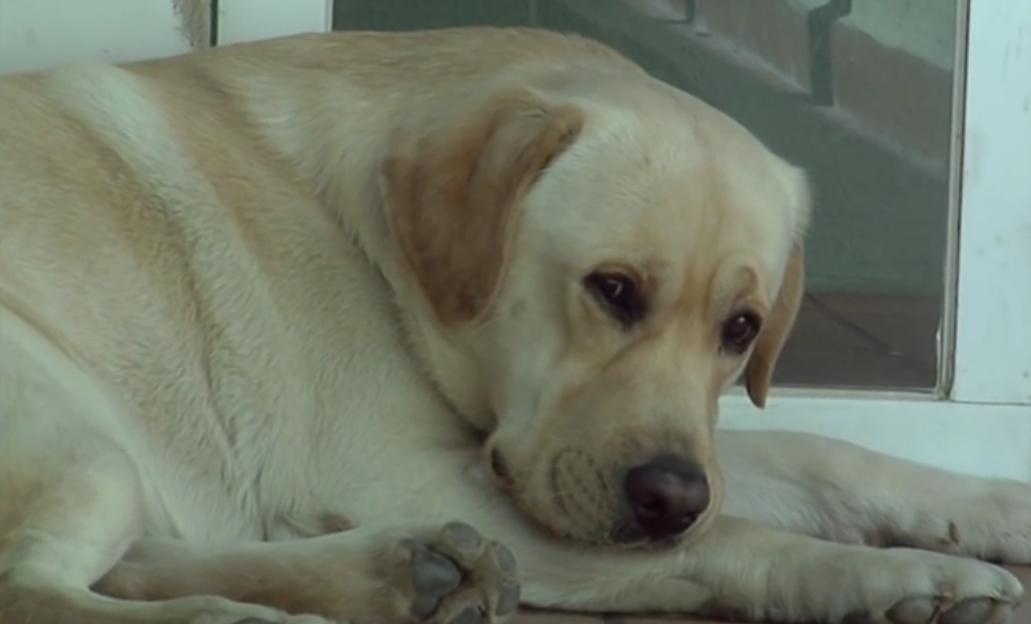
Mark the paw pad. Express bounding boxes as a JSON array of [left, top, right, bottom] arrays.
[[443, 522, 483, 552], [407, 540, 463, 619], [399, 522, 520, 623]]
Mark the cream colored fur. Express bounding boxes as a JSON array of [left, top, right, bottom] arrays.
[[0, 28, 1029, 624]]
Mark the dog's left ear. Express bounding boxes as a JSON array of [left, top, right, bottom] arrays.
[[383, 89, 584, 325], [745, 243, 805, 408], [745, 164, 810, 408]]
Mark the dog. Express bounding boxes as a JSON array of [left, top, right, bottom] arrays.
[[1, 27, 1029, 624]]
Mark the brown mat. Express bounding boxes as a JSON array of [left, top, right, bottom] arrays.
[[513, 566, 1031, 623]]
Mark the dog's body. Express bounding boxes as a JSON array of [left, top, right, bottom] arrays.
[[1, 29, 1029, 624]]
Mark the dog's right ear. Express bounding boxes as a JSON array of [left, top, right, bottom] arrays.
[[382, 89, 583, 326]]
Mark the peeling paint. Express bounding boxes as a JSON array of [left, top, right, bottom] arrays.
[[171, 0, 211, 50]]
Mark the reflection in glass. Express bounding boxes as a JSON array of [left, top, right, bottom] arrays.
[[332, 0, 959, 390]]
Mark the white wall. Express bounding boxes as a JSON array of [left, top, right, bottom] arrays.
[[0, 0, 195, 75]]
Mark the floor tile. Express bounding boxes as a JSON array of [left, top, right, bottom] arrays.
[[814, 292, 939, 373], [768, 292, 939, 389]]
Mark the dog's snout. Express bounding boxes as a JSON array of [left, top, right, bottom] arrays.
[[623, 455, 710, 540]]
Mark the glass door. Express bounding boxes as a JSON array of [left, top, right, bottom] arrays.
[[330, 0, 958, 392]]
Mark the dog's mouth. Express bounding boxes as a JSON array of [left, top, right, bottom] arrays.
[[484, 444, 615, 544], [609, 512, 706, 548], [609, 521, 686, 549]]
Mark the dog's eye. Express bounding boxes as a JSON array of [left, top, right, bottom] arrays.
[[720, 311, 761, 354], [583, 271, 646, 327]]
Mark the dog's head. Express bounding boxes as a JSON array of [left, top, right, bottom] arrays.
[[383, 77, 808, 547]]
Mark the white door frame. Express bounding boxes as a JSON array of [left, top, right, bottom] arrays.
[[950, 0, 1031, 406]]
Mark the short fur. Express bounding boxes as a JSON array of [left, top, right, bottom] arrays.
[[1, 28, 1029, 624]]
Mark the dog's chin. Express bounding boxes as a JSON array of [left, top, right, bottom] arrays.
[[484, 455, 656, 548], [610, 522, 691, 550], [511, 503, 677, 550], [554, 525, 690, 550], [502, 492, 612, 547], [506, 490, 701, 550]]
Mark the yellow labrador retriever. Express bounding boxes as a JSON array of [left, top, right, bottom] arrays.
[[0, 27, 1028, 624]]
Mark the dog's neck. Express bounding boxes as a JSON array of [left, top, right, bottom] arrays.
[[233, 62, 498, 432]]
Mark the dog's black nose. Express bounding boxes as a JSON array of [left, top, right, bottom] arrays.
[[623, 455, 710, 540]]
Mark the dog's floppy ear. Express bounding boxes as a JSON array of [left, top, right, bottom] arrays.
[[745, 243, 805, 408], [384, 89, 584, 325]]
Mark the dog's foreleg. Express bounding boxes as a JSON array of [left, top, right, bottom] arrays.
[[96, 521, 520, 624], [0, 441, 310, 624], [0, 314, 316, 624], [513, 515, 1023, 623], [717, 429, 1031, 562]]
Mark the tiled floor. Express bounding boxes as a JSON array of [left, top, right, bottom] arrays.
[[770, 292, 940, 390], [512, 566, 1031, 623]]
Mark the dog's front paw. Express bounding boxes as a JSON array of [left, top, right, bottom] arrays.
[[384, 522, 520, 624], [834, 549, 1022, 624]]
